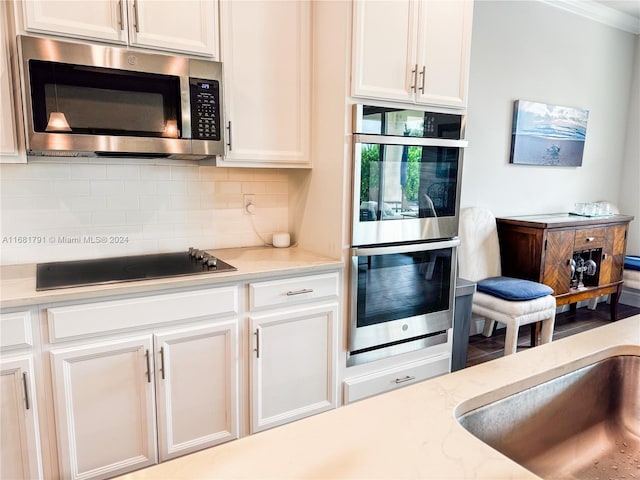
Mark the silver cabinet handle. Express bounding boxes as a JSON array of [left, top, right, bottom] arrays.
[[160, 346, 166, 380], [132, 0, 140, 33], [586, 237, 595, 242], [410, 64, 418, 92], [419, 65, 426, 93], [395, 375, 416, 384], [286, 288, 313, 296], [145, 349, 151, 383], [254, 328, 261, 358], [226, 121, 233, 151], [117, 0, 124, 30], [22, 372, 30, 410]]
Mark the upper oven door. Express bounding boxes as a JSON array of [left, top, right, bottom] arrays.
[[352, 105, 467, 246]]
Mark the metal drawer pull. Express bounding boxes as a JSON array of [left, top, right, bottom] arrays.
[[160, 347, 166, 380], [395, 375, 416, 384], [117, 0, 124, 30], [410, 64, 418, 92], [22, 372, 30, 410], [133, 0, 140, 33], [255, 329, 261, 358], [585, 237, 595, 242], [419, 65, 426, 93], [286, 288, 314, 296], [227, 121, 233, 151], [145, 349, 151, 383]]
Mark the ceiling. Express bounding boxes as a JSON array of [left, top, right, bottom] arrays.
[[595, 0, 640, 20]]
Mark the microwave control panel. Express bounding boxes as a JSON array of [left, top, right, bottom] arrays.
[[189, 78, 221, 141]]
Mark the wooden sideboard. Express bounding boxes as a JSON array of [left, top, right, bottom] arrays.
[[496, 213, 634, 321]]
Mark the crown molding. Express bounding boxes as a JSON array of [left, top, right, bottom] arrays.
[[540, 0, 640, 34]]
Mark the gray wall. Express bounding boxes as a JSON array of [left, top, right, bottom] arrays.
[[462, 0, 638, 247]]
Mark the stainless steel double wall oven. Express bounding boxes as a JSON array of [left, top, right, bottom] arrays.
[[348, 105, 467, 365]]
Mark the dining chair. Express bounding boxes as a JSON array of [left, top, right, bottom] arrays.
[[458, 207, 557, 355]]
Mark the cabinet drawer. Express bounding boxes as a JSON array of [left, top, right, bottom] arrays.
[[574, 227, 605, 250], [47, 286, 238, 342], [0, 311, 33, 350], [249, 272, 339, 310], [343, 354, 450, 404]]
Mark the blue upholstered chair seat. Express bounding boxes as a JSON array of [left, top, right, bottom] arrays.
[[624, 255, 640, 271], [477, 276, 553, 301]]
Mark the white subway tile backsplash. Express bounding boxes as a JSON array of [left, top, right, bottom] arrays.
[[0, 162, 290, 265]]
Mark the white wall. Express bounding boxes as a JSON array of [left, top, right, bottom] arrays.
[[0, 160, 289, 265], [462, 1, 638, 220]]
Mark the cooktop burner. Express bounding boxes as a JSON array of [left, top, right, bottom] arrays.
[[36, 249, 236, 291]]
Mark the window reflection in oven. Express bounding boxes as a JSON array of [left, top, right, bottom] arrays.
[[356, 248, 452, 328]]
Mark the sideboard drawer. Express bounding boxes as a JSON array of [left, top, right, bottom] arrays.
[[249, 272, 339, 311], [574, 227, 606, 250]]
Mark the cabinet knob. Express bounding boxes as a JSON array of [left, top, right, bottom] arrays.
[[585, 237, 595, 242]]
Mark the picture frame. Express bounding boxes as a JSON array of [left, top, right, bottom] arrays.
[[509, 100, 589, 166]]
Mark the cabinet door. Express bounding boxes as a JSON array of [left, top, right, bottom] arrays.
[[1, 0, 26, 163], [154, 321, 238, 462], [351, 0, 417, 103], [22, 0, 128, 44], [51, 336, 157, 480], [600, 225, 628, 284], [129, 0, 219, 57], [219, 0, 311, 166], [415, 0, 472, 108], [0, 356, 42, 479], [542, 230, 575, 295], [250, 303, 338, 433]]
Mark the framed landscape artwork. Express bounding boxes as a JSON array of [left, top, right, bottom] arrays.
[[509, 100, 589, 166]]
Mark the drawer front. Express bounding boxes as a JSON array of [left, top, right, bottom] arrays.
[[343, 354, 450, 404], [249, 272, 339, 310], [47, 286, 238, 342], [574, 227, 605, 250], [0, 311, 33, 350]]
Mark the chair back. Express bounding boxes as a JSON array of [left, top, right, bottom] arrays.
[[458, 207, 502, 281]]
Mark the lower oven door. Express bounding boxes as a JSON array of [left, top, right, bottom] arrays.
[[349, 238, 459, 355]]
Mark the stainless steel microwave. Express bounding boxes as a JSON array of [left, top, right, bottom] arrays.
[[17, 35, 224, 160]]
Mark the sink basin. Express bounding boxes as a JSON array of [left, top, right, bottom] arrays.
[[457, 354, 640, 479]]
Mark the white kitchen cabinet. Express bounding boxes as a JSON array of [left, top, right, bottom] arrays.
[[351, 0, 473, 109], [248, 272, 340, 432], [46, 286, 240, 479], [1, 0, 26, 163], [154, 321, 238, 462], [217, 0, 311, 167], [51, 336, 157, 480], [0, 355, 43, 479], [20, 0, 219, 58]]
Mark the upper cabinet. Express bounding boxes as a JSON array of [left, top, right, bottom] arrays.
[[19, 0, 219, 58], [1, 1, 25, 163], [217, 0, 311, 168], [351, 0, 473, 109]]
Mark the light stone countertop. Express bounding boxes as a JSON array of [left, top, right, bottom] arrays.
[[0, 246, 343, 309], [114, 315, 640, 480]]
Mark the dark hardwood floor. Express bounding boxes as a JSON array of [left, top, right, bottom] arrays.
[[465, 302, 640, 367]]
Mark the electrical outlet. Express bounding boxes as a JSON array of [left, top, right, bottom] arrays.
[[243, 194, 255, 215]]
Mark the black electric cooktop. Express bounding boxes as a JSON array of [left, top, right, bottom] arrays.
[[36, 250, 236, 291]]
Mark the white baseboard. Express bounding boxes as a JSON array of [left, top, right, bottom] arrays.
[[620, 286, 640, 308]]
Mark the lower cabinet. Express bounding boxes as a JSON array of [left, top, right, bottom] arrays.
[[250, 303, 338, 433], [0, 355, 43, 479], [50, 321, 238, 480]]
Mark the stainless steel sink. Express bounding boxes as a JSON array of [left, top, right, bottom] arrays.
[[457, 355, 640, 479]]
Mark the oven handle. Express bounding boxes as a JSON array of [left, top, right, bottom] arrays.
[[353, 134, 468, 148], [352, 238, 460, 257]]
